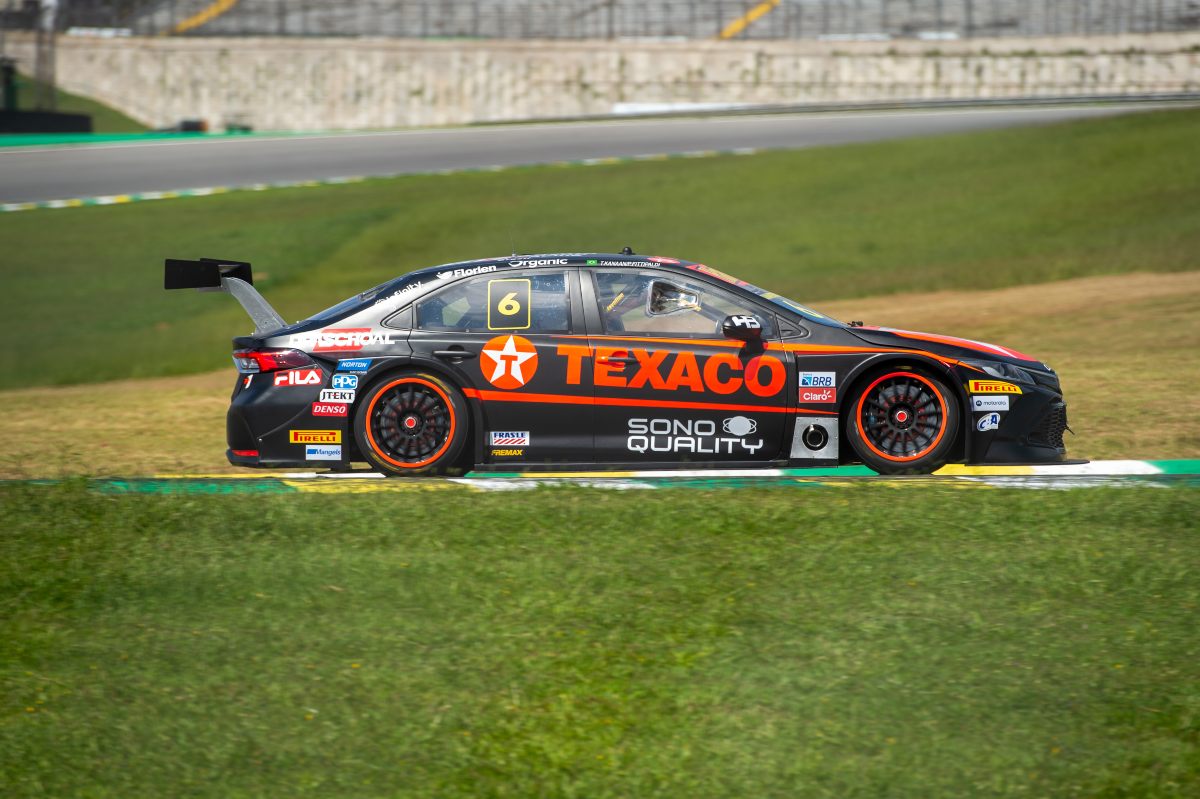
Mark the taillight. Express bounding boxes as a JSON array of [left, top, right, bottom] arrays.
[[232, 348, 315, 374]]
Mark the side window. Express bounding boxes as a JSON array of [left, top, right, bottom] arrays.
[[594, 271, 774, 337], [416, 271, 570, 334]]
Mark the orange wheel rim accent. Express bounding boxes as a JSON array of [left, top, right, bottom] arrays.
[[855, 372, 949, 463], [365, 377, 456, 469]]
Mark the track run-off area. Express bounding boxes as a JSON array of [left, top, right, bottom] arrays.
[[19, 459, 1198, 494]]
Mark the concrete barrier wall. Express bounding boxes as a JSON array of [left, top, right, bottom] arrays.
[[6, 33, 1199, 130]]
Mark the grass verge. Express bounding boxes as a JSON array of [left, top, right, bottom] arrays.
[[1, 107, 1197, 388], [11, 72, 148, 132], [2, 483, 1197, 797], [3, 271, 1194, 479]]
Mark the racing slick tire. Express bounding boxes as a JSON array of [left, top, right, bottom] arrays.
[[354, 371, 470, 476], [846, 368, 959, 475]]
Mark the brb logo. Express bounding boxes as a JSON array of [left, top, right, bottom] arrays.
[[799, 372, 836, 388], [481, 335, 539, 389], [331, 374, 359, 390]]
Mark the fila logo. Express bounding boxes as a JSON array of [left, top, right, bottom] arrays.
[[274, 368, 322, 387]]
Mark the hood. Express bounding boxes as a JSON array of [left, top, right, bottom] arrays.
[[849, 326, 1045, 368]]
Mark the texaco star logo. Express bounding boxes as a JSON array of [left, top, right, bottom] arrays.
[[480, 334, 538, 390]]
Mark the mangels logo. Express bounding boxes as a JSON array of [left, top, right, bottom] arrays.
[[312, 328, 395, 353], [274, 368, 322, 387], [627, 417, 764, 455]]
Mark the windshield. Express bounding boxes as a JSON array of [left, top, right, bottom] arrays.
[[688, 264, 842, 326]]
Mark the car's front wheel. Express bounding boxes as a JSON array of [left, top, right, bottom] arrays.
[[846, 368, 959, 475], [354, 372, 470, 476]]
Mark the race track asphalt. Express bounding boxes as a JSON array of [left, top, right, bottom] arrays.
[[0, 105, 1176, 203]]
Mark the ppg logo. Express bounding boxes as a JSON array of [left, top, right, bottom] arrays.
[[331, 374, 359, 390]]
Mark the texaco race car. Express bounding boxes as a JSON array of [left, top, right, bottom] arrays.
[[164, 252, 1069, 476]]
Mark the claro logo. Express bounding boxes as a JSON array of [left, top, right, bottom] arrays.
[[556, 346, 787, 397], [312, 328, 396, 353]]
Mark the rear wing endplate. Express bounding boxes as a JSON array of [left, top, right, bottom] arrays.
[[164, 258, 287, 336]]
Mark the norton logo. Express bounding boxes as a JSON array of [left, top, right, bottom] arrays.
[[312, 328, 395, 353], [289, 430, 342, 444], [967, 379, 1023, 395], [481, 335, 539, 389]]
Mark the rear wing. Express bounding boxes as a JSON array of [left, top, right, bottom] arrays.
[[164, 257, 286, 336]]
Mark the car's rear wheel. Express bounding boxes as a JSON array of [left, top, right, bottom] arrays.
[[846, 368, 959, 475], [354, 372, 470, 476]]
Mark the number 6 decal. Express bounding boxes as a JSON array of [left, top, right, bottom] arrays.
[[487, 278, 531, 330]]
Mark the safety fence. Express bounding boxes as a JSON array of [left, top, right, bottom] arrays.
[[3, 0, 1198, 40]]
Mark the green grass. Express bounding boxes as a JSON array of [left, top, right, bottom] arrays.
[[11, 72, 148, 132], [1, 107, 1198, 388], [2, 484, 1197, 797]]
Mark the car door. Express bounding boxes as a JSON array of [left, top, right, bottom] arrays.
[[584, 269, 793, 464], [405, 268, 592, 463]]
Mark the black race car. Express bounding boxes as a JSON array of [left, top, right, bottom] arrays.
[[164, 252, 1068, 476]]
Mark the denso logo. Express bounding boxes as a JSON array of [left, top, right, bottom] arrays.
[[799, 387, 837, 403], [312, 328, 395, 352], [274, 368, 322, 387], [557, 346, 786, 397], [312, 402, 348, 417]]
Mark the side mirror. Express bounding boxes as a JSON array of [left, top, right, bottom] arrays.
[[722, 314, 763, 343]]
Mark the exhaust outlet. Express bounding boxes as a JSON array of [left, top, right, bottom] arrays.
[[801, 424, 829, 451]]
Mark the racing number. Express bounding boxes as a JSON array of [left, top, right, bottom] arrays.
[[487, 278, 531, 331]]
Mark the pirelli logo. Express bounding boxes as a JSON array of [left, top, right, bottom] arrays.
[[967, 380, 1023, 395], [289, 430, 342, 444]]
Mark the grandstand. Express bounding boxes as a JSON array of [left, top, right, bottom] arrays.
[[21, 0, 1200, 39]]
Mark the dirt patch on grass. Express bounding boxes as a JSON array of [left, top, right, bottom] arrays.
[[823, 271, 1200, 460], [4, 272, 1196, 478]]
